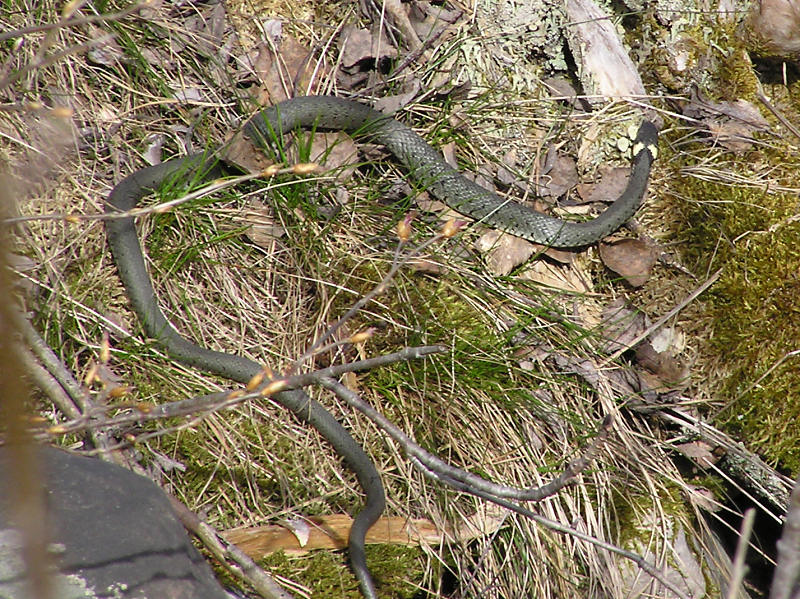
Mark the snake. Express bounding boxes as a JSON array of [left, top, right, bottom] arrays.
[[105, 95, 658, 598]]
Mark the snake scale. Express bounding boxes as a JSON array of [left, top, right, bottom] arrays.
[[105, 96, 658, 598]]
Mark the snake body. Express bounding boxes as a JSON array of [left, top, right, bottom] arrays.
[[106, 156, 385, 598], [244, 96, 658, 247], [106, 96, 657, 598]]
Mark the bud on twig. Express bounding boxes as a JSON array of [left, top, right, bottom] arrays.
[[441, 219, 464, 238], [397, 212, 416, 241]]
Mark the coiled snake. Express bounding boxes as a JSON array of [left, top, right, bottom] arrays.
[[105, 96, 657, 597]]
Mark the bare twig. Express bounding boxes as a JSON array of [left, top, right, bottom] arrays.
[[1, 166, 328, 226], [770, 474, 800, 599], [36, 345, 446, 440], [758, 90, 800, 143], [0, 34, 117, 90], [318, 376, 609, 502], [726, 508, 755, 599], [167, 494, 294, 599], [18, 314, 85, 410], [18, 344, 79, 419], [454, 478, 692, 599]]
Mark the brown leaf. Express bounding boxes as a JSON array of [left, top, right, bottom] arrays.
[[685, 484, 720, 512], [576, 165, 629, 204], [406, 0, 463, 44], [682, 95, 770, 151], [707, 119, 761, 152], [635, 341, 689, 388], [518, 258, 591, 294], [223, 122, 359, 183], [223, 510, 503, 557], [598, 238, 657, 287], [237, 200, 285, 249], [306, 132, 359, 183], [496, 149, 519, 187], [373, 81, 422, 114], [534, 154, 578, 198], [475, 230, 537, 276], [339, 25, 398, 71], [222, 128, 274, 173], [408, 257, 447, 274], [674, 441, 719, 469], [542, 76, 584, 109], [251, 34, 326, 105], [598, 299, 646, 354], [86, 28, 124, 67]]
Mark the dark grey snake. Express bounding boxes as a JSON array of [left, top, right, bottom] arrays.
[[105, 95, 657, 598]]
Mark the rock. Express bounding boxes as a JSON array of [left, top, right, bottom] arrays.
[[0, 446, 228, 599]]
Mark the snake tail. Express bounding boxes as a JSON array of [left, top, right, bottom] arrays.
[[106, 154, 385, 599]]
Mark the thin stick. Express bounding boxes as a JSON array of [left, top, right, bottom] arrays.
[[770, 474, 800, 599], [758, 91, 800, 142], [318, 377, 609, 502], [167, 494, 294, 599], [726, 508, 755, 599], [0, 2, 150, 43]]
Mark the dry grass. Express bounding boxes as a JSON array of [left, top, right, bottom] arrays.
[[5, 1, 795, 598]]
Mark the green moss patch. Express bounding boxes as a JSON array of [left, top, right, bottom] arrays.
[[668, 168, 800, 473]]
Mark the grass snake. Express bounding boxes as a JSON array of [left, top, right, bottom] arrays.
[[105, 95, 658, 598]]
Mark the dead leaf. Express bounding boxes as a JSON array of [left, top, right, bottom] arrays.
[[518, 259, 591, 294], [224, 120, 359, 184], [534, 154, 578, 198], [236, 200, 285, 249], [576, 166, 629, 204], [635, 341, 689, 388], [408, 257, 447, 274], [251, 34, 326, 105], [674, 441, 719, 469], [281, 518, 310, 547], [598, 299, 646, 354], [440, 140, 458, 168], [306, 132, 359, 184], [496, 149, 519, 187], [340, 25, 398, 72], [223, 510, 504, 557], [650, 326, 685, 354], [707, 119, 762, 152], [542, 76, 585, 109], [406, 0, 463, 45], [550, 352, 638, 397], [475, 230, 537, 276], [598, 238, 658, 287], [682, 95, 770, 151], [142, 134, 163, 166], [86, 28, 124, 67], [373, 81, 422, 114], [685, 484, 721, 512], [223, 130, 274, 174]]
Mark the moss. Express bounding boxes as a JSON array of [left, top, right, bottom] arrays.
[[665, 153, 800, 474], [643, 12, 760, 101], [261, 545, 426, 598], [610, 482, 686, 549], [712, 46, 761, 101]]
